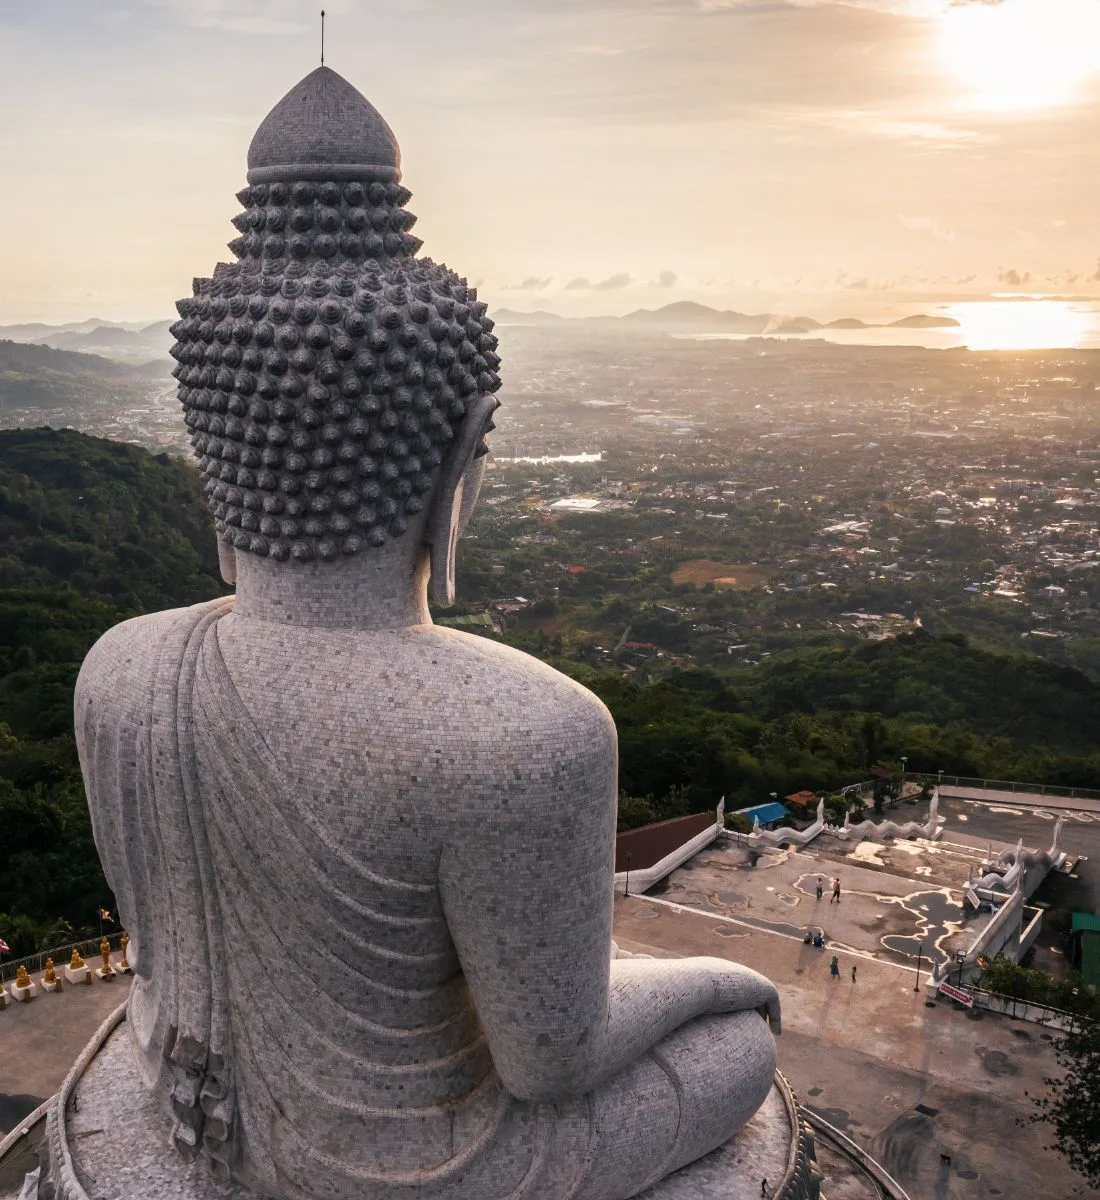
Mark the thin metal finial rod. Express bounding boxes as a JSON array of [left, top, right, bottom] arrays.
[[320, 9, 326, 66]]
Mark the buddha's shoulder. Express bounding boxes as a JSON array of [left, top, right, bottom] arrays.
[[416, 626, 615, 732], [220, 617, 615, 744], [77, 599, 231, 704]]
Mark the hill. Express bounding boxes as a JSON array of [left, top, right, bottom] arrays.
[[0, 428, 224, 952], [0, 339, 148, 409], [493, 303, 960, 334], [0, 426, 221, 608]]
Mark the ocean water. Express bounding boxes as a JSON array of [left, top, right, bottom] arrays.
[[676, 300, 1100, 352]]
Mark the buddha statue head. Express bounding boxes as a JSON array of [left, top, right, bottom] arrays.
[[169, 67, 502, 608]]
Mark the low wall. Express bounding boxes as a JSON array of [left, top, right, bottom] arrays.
[[829, 791, 943, 844], [930, 890, 1024, 988], [968, 989, 1085, 1033], [614, 822, 719, 896], [742, 799, 825, 849], [1018, 907, 1044, 959]]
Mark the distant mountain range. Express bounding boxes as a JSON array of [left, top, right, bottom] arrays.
[[493, 301, 960, 334], [0, 319, 174, 364], [0, 302, 960, 382]]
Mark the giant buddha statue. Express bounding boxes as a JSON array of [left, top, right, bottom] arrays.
[[44, 65, 782, 1200]]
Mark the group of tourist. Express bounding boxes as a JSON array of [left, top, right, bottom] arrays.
[[814, 875, 842, 903]]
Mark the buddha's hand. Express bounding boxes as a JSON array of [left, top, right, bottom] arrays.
[[705, 960, 782, 1035]]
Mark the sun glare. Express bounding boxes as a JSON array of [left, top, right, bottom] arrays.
[[941, 0, 1100, 111], [945, 300, 1094, 351]]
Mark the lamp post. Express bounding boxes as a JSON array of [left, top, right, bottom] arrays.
[[624, 851, 632, 898], [955, 949, 967, 987], [914, 943, 923, 991], [899, 755, 908, 802]]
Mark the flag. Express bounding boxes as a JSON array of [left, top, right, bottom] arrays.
[[0, 938, 9, 954], [99, 908, 112, 922]]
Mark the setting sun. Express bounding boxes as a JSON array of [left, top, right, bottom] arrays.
[[941, 0, 1100, 111]]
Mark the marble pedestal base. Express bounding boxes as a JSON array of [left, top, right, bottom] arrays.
[[23, 1013, 823, 1200], [12, 982, 35, 1003], [40, 979, 60, 993], [63, 966, 89, 986], [93, 968, 115, 982]]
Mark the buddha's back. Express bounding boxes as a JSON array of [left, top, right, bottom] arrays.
[[204, 610, 619, 1195]]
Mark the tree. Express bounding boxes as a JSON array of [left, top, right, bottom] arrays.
[[1029, 1018, 1100, 1191]]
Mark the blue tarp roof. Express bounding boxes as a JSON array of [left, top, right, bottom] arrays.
[[735, 802, 787, 825]]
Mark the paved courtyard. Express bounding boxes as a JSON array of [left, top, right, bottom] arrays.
[[659, 834, 992, 972], [0, 976, 129, 1136], [614, 896, 1085, 1200], [613, 795, 1099, 1200]]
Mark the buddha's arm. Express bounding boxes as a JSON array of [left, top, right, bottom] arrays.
[[440, 774, 780, 1104]]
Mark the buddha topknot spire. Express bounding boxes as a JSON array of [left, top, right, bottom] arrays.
[[169, 68, 502, 565], [246, 66, 401, 184]]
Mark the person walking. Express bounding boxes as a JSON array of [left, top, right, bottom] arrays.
[[831, 877, 841, 904], [760, 1178, 769, 1198], [815, 876, 823, 902], [851, 964, 857, 984], [830, 955, 840, 979]]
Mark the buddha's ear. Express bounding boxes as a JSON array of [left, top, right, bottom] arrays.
[[218, 538, 237, 586], [426, 393, 499, 607]]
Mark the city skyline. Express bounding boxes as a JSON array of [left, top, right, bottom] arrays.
[[2, 0, 1100, 322]]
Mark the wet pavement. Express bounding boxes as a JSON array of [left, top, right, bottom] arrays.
[[659, 838, 982, 970]]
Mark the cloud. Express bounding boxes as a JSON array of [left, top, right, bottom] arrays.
[[652, 270, 678, 288], [997, 267, 1031, 286], [761, 106, 988, 149], [565, 273, 634, 291], [1090, 259, 1100, 283], [502, 276, 553, 291], [696, 1, 959, 14], [572, 44, 630, 56], [137, 0, 307, 34], [896, 214, 956, 242]]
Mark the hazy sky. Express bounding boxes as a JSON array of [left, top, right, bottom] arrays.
[[2, 0, 1100, 323]]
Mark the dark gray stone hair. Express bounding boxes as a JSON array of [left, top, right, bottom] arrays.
[[170, 179, 501, 564]]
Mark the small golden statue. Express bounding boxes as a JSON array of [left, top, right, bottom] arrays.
[[100, 936, 114, 978], [43, 958, 57, 985], [70, 947, 85, 971], [119, 932, 130, 972], [15, 965, 32, 989]]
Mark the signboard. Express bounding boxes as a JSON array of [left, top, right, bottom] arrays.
[[938, 981, 974, 1007], [965, 888, 981, 910]]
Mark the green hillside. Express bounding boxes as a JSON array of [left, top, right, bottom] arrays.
[[0, 339, 144, 408], [0, 426, 221, 608], [0, 429, 223, 954]]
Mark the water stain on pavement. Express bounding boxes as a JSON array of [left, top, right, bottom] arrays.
[[809, 1105, 854, 1130], [0, 1092, 46, 1135], [977, 1049, 1019, 1077]]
